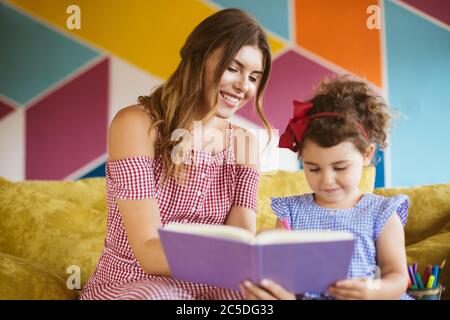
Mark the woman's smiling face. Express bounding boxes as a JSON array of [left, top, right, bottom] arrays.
[[203, 45, 263, 119]]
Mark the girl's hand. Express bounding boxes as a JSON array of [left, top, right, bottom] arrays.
[[327, 278, 375, 300], [239, 279, 296, 300]]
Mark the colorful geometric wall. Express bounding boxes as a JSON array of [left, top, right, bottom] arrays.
[[1, 0, 449, 187]]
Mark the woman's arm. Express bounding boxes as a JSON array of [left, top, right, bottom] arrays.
[[225, 127, 259, 233], [240, 279, 296, 300], [239, 217, 295, 299], [225, 207, 256, 233], [109, 105, 170, 276]]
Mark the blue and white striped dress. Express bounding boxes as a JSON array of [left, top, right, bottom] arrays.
[[271, 193, 412, 300]]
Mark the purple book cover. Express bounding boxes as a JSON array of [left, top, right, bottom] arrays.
[[159, 228, 355, 293]]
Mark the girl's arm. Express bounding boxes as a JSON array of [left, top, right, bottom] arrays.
[[328, 214, 409, 299], [372, 213, 410, 298], [109, 106, 171, 277], [275, 218, 289, 229]]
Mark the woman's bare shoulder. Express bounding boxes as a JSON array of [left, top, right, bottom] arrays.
[[108, 104, 158, 161], [112, 104, 152, 124]]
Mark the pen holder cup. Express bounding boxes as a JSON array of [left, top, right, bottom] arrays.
[[407, 284, 444, 300]]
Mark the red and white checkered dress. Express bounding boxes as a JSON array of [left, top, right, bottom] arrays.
[[80, 122, 259, 300]]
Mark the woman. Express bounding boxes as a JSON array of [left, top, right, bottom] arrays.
[[80, 8, 273, 300]]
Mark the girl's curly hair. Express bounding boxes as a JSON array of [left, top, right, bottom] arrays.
[[296, 76, 391, 157]]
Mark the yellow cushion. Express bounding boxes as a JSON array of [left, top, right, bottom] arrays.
[[0, 252, 79, 299], [0, 177, 106, 288], [256, 166, 376, 231], [374, 183, 450, 299], [14, 177, 107, 213], [373, 183, 450, 246]]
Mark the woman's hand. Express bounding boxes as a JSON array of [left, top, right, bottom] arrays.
[[327, 278, 375, 300], [239, 279, 296, 300]]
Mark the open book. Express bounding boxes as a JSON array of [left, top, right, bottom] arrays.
[[158, 223, 355, 294]]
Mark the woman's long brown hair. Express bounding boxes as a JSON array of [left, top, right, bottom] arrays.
[[138, 8, 272, 182]]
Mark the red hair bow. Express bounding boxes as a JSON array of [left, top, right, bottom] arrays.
[[278, 100, 314, 151], [278, 100, 369, 152]]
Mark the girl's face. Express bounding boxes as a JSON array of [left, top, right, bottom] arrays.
[[301, 140, 375, 207], [203, 45, 263, 119]]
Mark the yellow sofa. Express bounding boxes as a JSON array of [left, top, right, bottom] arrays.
[[0, 167, 449, 300]]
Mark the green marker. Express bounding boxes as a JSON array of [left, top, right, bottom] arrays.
[[415, 273, 424, 289]]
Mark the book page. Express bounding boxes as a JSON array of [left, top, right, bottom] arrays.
[[255, 229, 354, 245], [163, 223, 256, 243]]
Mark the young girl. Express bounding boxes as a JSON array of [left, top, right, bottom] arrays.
[[240, 77, 411, 300], [80, 8, 272, 300]]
